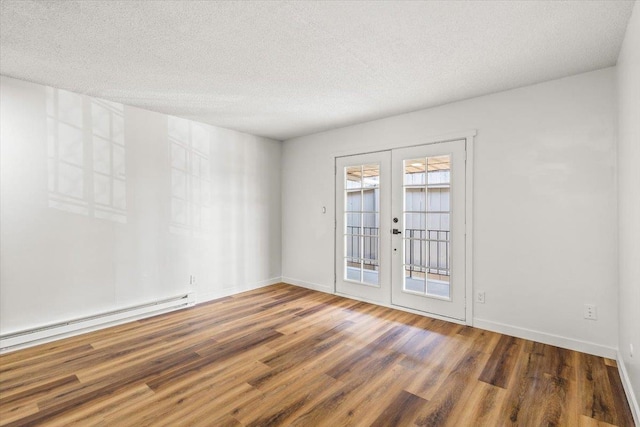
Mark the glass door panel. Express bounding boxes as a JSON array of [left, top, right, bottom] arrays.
[[391, 140, 466, 320], [402, 155, 451, 299], [344, 164, 380, 285], [336, 141, 468, 321], [336, 152, 391, 303]]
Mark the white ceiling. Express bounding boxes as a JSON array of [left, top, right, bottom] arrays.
[[0, 1, 634, 141]]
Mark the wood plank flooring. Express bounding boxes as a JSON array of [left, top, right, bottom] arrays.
[[0, 283, 634, 426]]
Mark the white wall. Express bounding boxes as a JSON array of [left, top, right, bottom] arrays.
[[282, 68, 618, 356], [0, 76, 282, 334], [617, 1, 640, 415]]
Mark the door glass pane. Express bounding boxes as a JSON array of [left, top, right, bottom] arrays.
[[404, 238, 426, 268], [346, 166, 361, 189], [346, 190, 362, 211], [362, 188, 377, 212], [404, 158, 426, 185], [362, 236, 378, 262], [427, 188, 448, 211], [363, 263, 379, 285], [405, 266, 426, 293], [404, 213, 426, 235], [345, 259, 361, 281], [362, 164, 380, 188], [405, 187, 426, 211], [346, 212, 361, 235], [403, 156, 451, 299], [362, 213, 377, 231], [346, 233, 360, 260], [427, 156, 451, 185], [344, 164, 380, 285]]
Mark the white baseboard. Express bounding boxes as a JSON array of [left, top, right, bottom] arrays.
[[0, 293, 195, 354], [473, 318, 617, 359], [0, 276, 284, 354], [617, 351, 640, 426], [281, 277, 334, 293], [282, 280, 618, 359], [284, 281, 638, 420], [0, 277, 285, 354], [196, 276, 283, 304]]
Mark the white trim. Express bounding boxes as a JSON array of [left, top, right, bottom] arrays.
[[284, 279, 622, 359], [465, 135, 475, 325], [196, 276, 283, 304], [617, 351, 640, 426], [0, 293, 195, 353], [473, 318, 617, 359], [329, 129, 477, 159], [0, 276, 284, 354], [333, 157, 338, 295], [282, 277, 333, 293]]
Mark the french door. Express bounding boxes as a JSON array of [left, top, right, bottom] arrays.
[[336, 139, 468, 321], [335, 151, 391, 303], [390, 140, 466, 320]]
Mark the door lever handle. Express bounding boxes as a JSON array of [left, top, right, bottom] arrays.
[[392, 229, 402, 235]]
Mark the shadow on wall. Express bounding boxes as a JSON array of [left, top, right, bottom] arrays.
[[45, 88, 213, 238], [168, 116, 212, 238], [46, 87, 127, 223]]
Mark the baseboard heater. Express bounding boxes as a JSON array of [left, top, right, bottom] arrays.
[[0, 293, 195, 352]]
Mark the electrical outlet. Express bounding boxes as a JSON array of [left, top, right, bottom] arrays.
[[630, 343, 634, 358], [583, 304, 597, 320], [476, 291, 485, 304]]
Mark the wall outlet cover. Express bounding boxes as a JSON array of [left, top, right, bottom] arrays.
[[583, 304, 597, 320]]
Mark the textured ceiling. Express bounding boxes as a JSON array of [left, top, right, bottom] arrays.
[[0, 1, 634, 141]]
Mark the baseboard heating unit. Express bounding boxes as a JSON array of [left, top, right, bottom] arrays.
[[0, 293, 195, 353]]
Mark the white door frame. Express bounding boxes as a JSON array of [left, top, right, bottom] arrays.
[[332, 130, 475, 325]]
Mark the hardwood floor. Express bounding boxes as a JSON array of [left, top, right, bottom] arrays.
[[0, 283, 634, 426]]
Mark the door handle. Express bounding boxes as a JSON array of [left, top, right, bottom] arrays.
[[392, 229, 402, 235]]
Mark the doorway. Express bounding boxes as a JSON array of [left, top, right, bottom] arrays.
[[335, 139, 470, 322]]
